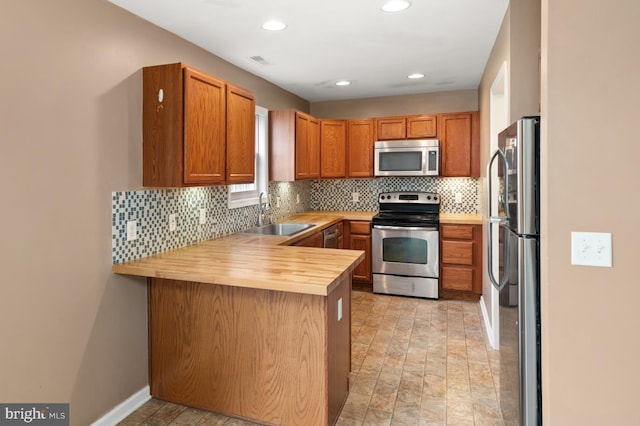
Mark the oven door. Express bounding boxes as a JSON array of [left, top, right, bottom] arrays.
[[372, 225, 439, 278]]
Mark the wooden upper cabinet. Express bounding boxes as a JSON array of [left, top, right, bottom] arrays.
[[347, 119, 374, 177], [407, 115, 437, 138], [269, 110, 320, 181], [294, 113, 310, 179], [375, 114, 437, 140], [307, 117, 321, 179], [438, 111, 480, 177], [376, 117, 406, 140], [320, 120, 347, 178], [226, 84, 255, 184], [142, 62, 254, 187], [183, 68, 226, 184], [294, 112, 320, 180]]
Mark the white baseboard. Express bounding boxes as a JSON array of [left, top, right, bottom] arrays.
[[480, 295, 498, 350], [91, 386, 150, 426]]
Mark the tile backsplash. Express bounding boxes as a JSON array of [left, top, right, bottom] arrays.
[[311, 177, 479, 213], [112, 181, 311, 264], [112, 177, 478, 264]]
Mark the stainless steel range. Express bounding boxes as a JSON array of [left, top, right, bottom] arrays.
[[372, 191, 440, 298]]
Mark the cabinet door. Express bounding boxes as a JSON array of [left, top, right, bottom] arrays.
[[295, 113, 310, 179], [320, 120, 346, 178], [293, 232, 323, 247], [350, 234, 372, 283], [308, 117, 321, 179], [407, 115, 437, 138], [376, 117, 406, 140], [438, 112, 479, 177], [347, 119, 374, 177], [183, 67, 226, 184], [226, 84, 255, 184], [269, 109, 296, 182]]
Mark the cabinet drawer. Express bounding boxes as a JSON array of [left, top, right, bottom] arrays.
[[441, 241, 473, 265], [350, 221, 371, 235], [441, 266, 473, 291], [441, 224, 474, 240]]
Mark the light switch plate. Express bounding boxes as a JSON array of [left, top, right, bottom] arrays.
[[126, 220, 137, 241], [169, 214, 177, 232], [296, 193, 301, 204], [571, 232, 612, 267]]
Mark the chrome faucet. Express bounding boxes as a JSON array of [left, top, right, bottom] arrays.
[[257, 192, 271, 226]]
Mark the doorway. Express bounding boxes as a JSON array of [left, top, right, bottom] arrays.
[[483, 61, 508, 349]]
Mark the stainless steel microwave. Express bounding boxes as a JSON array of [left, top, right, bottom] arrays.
[[374, 139, 439, 176]]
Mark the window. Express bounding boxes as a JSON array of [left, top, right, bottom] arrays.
[[228, 106, 269, 208]]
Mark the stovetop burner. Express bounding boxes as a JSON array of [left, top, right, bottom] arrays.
[[373, 191, 440, 227]]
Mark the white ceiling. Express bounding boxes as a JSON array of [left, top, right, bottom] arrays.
[[109, 0, 509, 102]]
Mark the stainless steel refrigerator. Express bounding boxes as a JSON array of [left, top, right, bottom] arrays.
[[487, 117, 541, 426]]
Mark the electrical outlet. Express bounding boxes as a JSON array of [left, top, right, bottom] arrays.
[[455, 192, 462, 204], [169, 214, 177, 232], [199, 208, 206, 225], [296, 193, 301, 204], [276, 197, 281, 208], [571, 232, 612, 267], [126, 220, 137, 241], [352, 192, 359, 203]]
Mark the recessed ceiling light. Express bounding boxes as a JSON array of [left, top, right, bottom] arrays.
[[335, 80, 351, 86], [408, 73, 425, 79], [261, 20, 287, 31], [381, 0, 412, 13]]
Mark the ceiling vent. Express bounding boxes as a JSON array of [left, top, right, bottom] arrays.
[[250, 55, 271, 66]]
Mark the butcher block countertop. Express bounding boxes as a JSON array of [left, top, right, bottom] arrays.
[[113, 211, 375, 296], [439, 213, 483, 225]]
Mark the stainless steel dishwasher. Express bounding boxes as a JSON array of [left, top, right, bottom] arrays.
[[322, 224, 339, 248]]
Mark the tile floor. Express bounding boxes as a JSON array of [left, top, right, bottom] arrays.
[[118, 291, 504, 426]]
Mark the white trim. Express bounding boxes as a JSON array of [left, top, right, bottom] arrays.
[[480, 295, 498, 350], [482, 60, 509, 351], [90, 386, 151, 426]]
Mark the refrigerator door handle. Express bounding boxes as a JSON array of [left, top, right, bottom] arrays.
[[487, 148, 511, 291]]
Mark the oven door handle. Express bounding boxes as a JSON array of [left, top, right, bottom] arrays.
[[373, 225, 438, 232]]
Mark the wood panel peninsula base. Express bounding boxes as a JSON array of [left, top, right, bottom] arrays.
[[148, 274, 351, 426]]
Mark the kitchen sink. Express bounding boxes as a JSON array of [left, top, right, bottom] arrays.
[[241, 223, 315, 236]]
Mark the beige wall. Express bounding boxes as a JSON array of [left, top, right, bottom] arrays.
[[310, 89, 478, 119], [541, 0, 640, 424], [509, 0, 541, 119], [478, 6, 510, 337], [0, 1, 306, 425]]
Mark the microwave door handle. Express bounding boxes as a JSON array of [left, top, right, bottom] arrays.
[[487, 148, 511, 290]]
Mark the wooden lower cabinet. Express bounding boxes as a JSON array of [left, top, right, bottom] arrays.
[[440, 224, 483, 300], [345, 220, 372, 288], [292, 231, 323, 247], [148, 276, 351, 425]]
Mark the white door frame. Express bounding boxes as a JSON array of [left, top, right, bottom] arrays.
[[483, 61, 509, 349]]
